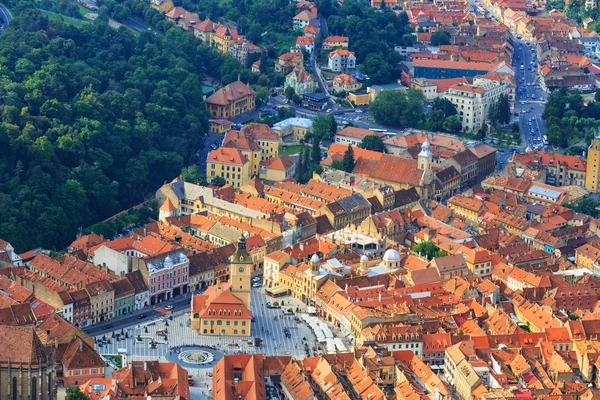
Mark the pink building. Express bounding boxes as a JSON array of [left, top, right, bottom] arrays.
[[146, 250, 189, 304]]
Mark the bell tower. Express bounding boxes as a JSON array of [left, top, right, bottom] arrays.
[[230, 234, 252, 310]]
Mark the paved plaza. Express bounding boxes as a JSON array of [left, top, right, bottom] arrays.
[[94, 287, 352, 398]]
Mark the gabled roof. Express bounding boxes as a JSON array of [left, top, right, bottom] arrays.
[[0, 325, 49, 365], [206, 80, 256, 106], [207, 147, 249, 166]]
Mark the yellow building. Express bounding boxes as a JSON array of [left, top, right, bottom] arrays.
[[586, 133, 600, 193], [348, 92, 370, 106], [259, 154, 297, 181], [332, 74, 362, 93], [205, 78, 256, 119], [240, 123, 279, 161], [223, 124, 279, 177], [209, 119, 233, 134], [206, 147, 251, 188], [190, 235, 253, 336], [272, 117, 313, 141], [447, 194, 486, 222]]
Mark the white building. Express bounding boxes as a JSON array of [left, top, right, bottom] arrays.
[[443, 77, 509, 132], [0, 239, 22, 266], [328, 50, 356, 73], [57, 291, 74, 323]]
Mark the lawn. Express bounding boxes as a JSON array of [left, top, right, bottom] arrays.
[[39, 9, 89, 27], [279, 145, 305, 156]]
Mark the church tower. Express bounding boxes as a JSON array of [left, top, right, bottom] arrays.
[[586, 129, 600, 193], [230, 234, 252, 310], [158, 198, 177, 222], [418, 139, 433, 171], [418, 139, 435, 198]]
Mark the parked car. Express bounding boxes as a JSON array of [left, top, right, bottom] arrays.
[[164, 305, 173, 311], [137, 314, 146, 319]]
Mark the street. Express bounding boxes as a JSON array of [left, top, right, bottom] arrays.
[[0, 2, 12, 34], [83, 291, 194, 337], [512, 39, 548, 150]]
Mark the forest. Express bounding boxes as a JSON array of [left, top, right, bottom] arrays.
[[0, 0, 219, 252]]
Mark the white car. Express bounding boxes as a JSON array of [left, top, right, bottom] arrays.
[[326, 109, 332, 113], [252, 283, 261, 288], [164, 305, 173, 311]]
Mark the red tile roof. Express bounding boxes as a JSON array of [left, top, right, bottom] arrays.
[[207, 147, 249, 165]]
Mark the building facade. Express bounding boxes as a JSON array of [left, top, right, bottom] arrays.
[[586, 132, 600, 193], [0, 325, 57, 400], [146, 250, 189, 305], [443, 78, 509, 132], [206, 147, 252, 188], [205, 79, 256, 118]]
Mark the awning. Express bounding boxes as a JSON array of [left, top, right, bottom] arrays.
[[266, 287, 288, 295]]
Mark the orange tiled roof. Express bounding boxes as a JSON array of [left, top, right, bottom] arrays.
[[260, 154, 296, 171], [329, 49, 354, 58], [207, 147, 249, 165], [206, 80, 256, 107]]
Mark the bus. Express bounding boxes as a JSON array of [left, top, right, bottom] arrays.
[[543, 135, 548, 145]]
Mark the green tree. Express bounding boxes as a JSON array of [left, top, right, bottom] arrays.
[[66, 387, 90, 400], [211, 176, 227, 186], [430, 30, 451, 46], [595, 89, 600, 103], [285, 86, 295, 100], [574, 198, 599, 217], [476, 123, 488, 140], [369, 90, 408, 126], [360, 135, 385, 152], [326, 113, 338, 136], [301, 147, 311, 183], [413, 241, 448, 260], [253, 85, 270, 106], [331, 159, 344, 170], [181, 165, 205, 185], [295, 146, 306, 182], [432, 98, 457, 118], [496, 94, 511, 126], [311, 134, 321, 165], [342, 145, 355, 172], [442, 116, 462, 134], [428, 109, 445, 132], [312, 115, 333, 140]]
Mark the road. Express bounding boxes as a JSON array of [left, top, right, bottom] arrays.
[[0, 2, 12, 33], [126, 17, 150, 33], [83, 291, 195, 337], [194, 133, 222, 175], [512, 39, 549, 150]]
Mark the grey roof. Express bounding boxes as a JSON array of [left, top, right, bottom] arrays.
[[528, 185, 562, 199], [336, 194, 371, 213], [171, 177, 185, 199], [394, 187, 420, 208], [208, 221, 242, 244]]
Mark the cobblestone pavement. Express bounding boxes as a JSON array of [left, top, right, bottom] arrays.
[[94, 287, 352, 398]]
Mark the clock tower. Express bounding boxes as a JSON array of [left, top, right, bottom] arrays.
[[230, 234, 252, 310]]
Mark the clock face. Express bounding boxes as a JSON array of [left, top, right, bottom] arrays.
[[238, 267, 244, 273]]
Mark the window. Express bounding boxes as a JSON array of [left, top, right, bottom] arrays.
[[12, 377, 17, 400], [242, 330, 246, 334]]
